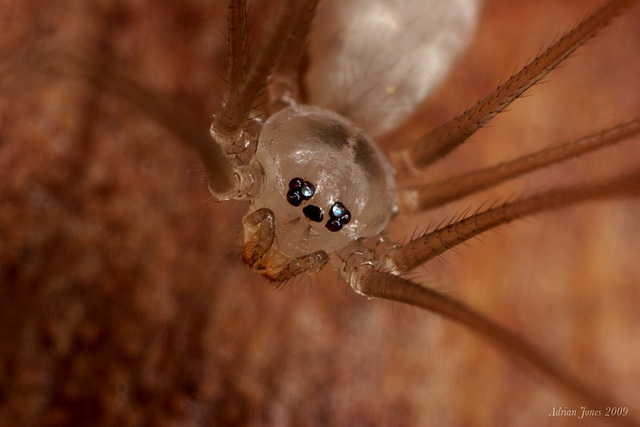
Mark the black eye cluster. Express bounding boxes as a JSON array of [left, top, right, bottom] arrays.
[[287, 178, 314, 207], [325, 201, 351, 232], [287, 178, 352, 232]]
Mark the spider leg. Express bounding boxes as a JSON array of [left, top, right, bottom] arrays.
[[349, 269, 637, 425], [211, 0, 300, 150], [388, 170, 640, 274], [226, 0, 249, 92], [398, 118, 640, 213], [242, 208, 329, 281], [268, 0, 319, 112], [388, 0, 640, 177], [206, 0, 316, 200], [1, 44, 238, 196]]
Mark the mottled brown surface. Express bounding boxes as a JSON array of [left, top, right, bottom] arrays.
[[1, 1, 639, 426]]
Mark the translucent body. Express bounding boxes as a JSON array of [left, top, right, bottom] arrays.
[[306, 0, 481, 136], [237, 0, 480, 267], [251, 105, 396, 258]]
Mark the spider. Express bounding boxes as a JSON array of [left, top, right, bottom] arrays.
[[1, 0, 639, 425]]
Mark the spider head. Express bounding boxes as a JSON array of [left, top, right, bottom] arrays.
[[249, 105, 396, 259]]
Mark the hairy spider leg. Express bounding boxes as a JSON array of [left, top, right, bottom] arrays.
[[389, 0, 640, 176], [388, 170, 640, 274], [398, 118, 640, 213], [211, 0, 298, 151], [268, 0, 320, 112], [207, 0, 321, 203], [4, 44, 238, 197], [327, 2, 640, 418], [335, 169, 640, 423], [349, 270, 636, 425]]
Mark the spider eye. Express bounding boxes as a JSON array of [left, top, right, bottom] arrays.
[[325, 202, 352, 232], [286, 178, 316, 207], [289, 177, 304, 190], [287, 191, 303, 207], [325, 217, 343, 232], [340, 210, 351, 225], [302, 205, 324, 222], [300, 182, 315, 198], [330, 202, 346, 217]]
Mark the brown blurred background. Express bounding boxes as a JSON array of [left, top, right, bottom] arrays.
[[1, 1, 639, 425]]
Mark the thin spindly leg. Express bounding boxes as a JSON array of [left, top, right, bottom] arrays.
[[226, 0, 249, 92], [350, 270, 638, 426], [242, 208, 329, 281], [212, 0, 316, 199], [397, 118, 640, 213], [211, 0, 300, 150], [389, 170, 640, 273], [388, 0, 640, 177], [2, 45, 237, 195], [268, 0, 320, 112]]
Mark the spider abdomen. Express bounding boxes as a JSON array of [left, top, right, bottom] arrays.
[[305, 0, 480, 137]]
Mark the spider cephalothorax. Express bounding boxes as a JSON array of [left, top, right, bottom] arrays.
[[242, 104, 396, 279]]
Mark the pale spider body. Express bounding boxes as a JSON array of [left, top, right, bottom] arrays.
[[1, 1, 640, 426], [232, 0, 477, 280], [248, 104, 396, 272]]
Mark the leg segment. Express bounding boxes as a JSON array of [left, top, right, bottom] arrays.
[[390, 170, 640, 273], [268, 0, 320, 112], [211, 0, 300, 150], [226, 0, 249, 92], [208, 0, 317, 200], [389, 0, 640, 177], [397, 118, 640, 213], [3, 44, 237, 196], [350, 269, 633, 421]]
